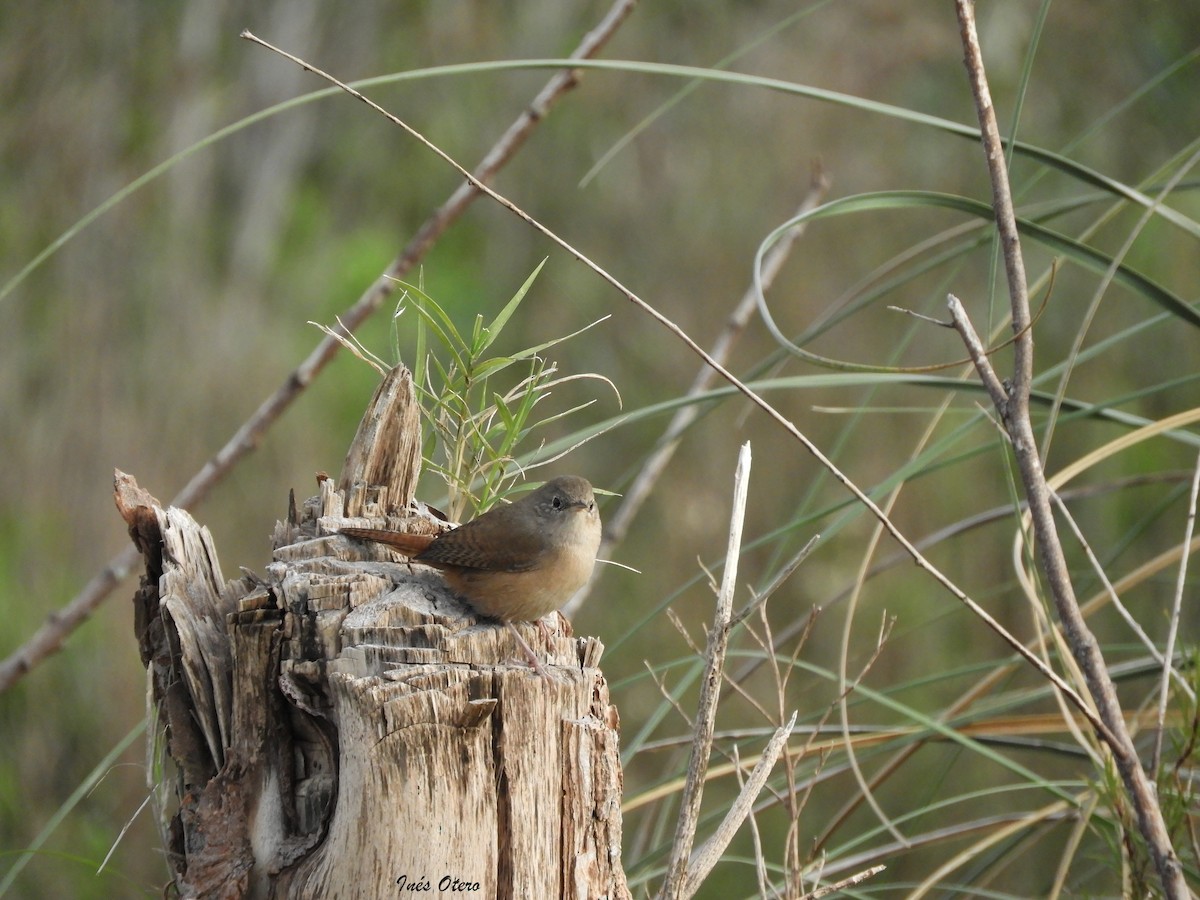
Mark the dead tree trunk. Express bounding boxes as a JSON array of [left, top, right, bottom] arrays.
[[115, 364, 628, 899]]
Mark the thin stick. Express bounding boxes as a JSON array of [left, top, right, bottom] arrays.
[[1049, 489, 1192, 700], [952, 2, 1185, 894], [730, 533, 820, 628], [241, 25, 1110, 737], [567, 165, 829, 614], [1152, 450, 1200, 774], [0, 547, 142, 694], [660, 443, 751, 900], [803, 865, 886, 899], [0, 0, 637, 696], [731, 744, 772, 900], [682, 712, 797, 899]]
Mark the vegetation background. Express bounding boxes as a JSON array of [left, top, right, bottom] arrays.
[[1, 1, 1197, 896]]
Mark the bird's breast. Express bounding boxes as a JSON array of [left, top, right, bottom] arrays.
[[447, 523, 599, 622]]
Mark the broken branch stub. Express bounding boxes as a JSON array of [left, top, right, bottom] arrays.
[[336, 362, 423, 518], [116, 363, 627, 899]]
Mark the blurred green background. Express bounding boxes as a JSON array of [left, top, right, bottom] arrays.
[[2, 1, 1198, 896]]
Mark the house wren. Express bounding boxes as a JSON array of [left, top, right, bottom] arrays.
[[340, 474, 601, 624]]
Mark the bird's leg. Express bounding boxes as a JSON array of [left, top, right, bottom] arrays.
[[505, 621, 560, 681]]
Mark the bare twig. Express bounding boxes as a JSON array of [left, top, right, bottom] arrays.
[[0, 0, 637, 696], [644, 652, 696, 730], [887, 305, 953, 327], [657, 536, 819, 895], [1048, 489, 1192, 701], [730, 745, 773, 900], [945, 295, 1008, 411], [1152, 450, 1200, 775], [749, 614, 830, 890], [242, 21, 1113, 740], [566, 165, 830, 614], [0, 548, 142, 694], [660, 443, 751, 900], [952, 2, 1186, 894], [803, 864, 886, 899], [730, 533, 820, 628], [682, 712, 797, 898], [947, 299, 1118, 739]]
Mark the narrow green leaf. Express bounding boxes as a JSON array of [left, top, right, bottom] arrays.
[[469, 313, 486, 359], [493, 393, 517, 433], [478, 258, 548, 355]]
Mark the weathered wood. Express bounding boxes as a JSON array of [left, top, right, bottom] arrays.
[[336, 362, 423, 518], [115, 472, 263, 899], [116, 363, 628, 898], [275, 491, 627, 898]]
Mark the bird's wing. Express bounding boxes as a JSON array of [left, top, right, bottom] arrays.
[[417, 520, 548, 572]]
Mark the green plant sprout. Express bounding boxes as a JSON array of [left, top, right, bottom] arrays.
[[317, 260, 618, 522]]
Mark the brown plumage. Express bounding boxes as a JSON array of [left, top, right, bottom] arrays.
[[340, 475, 601, 623]]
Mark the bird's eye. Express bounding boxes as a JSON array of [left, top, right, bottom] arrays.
[[552, 496, 563, 509]]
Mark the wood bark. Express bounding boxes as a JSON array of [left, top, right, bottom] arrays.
[[115, 364, 628, 899]]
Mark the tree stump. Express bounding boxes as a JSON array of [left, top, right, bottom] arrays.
[[115, 364, 628, 899]]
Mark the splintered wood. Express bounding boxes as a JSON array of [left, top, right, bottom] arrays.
[[116, 363, 628, 899]]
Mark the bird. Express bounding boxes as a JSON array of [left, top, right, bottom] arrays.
[[340, 475, 601, 675]]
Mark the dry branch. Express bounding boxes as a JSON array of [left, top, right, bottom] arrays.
[[682, 711, 796, 898], [570, 167, 830, 614], [659, 444, 771, 900], [951, 2, 1186, 895], [1152, 451, 1200, 774]]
